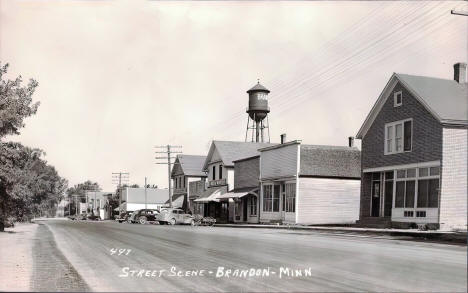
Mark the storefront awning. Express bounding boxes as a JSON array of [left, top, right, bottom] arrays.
[[216, 188, 258, 200], [172, 195, 184, 208], [194, 188, 224, 203]]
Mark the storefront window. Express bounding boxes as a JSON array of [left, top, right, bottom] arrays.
[[263, 185, 272, 212], [249, 197, 257, 216], [273, 185, 280, 212], [285, 183, 296, 213]]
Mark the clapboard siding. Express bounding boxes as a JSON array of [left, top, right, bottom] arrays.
[[260, 144, 298, 179], [297, 178, 360, 224], [234, 157, 259, 189], [440, 127, 468, 230]]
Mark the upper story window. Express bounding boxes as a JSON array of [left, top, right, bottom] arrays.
[[394, 91, 403, 107], [219, 165, 223, 179], [385, 119, 412, 155], [212, 165, 216, 180]]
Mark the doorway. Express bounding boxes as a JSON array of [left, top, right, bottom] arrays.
[[371, 173, 381, 217]]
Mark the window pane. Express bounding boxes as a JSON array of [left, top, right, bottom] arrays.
[[428, 179, 439, 208], [397, 170, 406, 178], [405, 181, 415, 208], [417, 180, 428, 208], [395, 124, 402, 138], [395, 181, 405, 208], [385, 171, 394, 180], [396, 138, 402, 152], [387, 125, 394, 139], [430, 167, 440, 176], [407, 168, 416, 178], [387, 139, 392, 153], [404, 121, 412, 151], [273, 185, 280, 212], [419, 168, 429, 177]]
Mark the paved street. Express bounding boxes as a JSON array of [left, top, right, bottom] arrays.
[[35, 220, 466, 292]]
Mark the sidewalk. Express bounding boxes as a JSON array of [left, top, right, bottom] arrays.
[[0, 222, 38, 291], [214, 223, 467, 244]]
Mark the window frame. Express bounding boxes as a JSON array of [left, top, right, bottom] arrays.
[[393, 166, 440, 210], [394, 91, 403, 107], [384, 118, 413, 155]]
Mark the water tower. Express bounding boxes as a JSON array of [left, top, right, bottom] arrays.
[[245, 80, 270, 143]]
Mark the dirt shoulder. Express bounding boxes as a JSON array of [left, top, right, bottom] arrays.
[[0, 222, 38, 291]]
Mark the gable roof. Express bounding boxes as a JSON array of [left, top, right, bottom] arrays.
[[299, 145, 361, 179], [171, 155, 207, 177], [202, 140, 276, 170], [356, 73, 468, 139]]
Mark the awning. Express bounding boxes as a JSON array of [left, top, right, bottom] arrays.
[[216, 188, 258, 200], [172, 195, 184, 208], [194, 188, 224, 203]]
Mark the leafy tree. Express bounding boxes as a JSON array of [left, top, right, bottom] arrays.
[[0, 63, 40, 138], [0, 62, 67, 231]]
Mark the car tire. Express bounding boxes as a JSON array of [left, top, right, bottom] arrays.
[[169, 218, 176, 225], [139, 216, 147, 225]]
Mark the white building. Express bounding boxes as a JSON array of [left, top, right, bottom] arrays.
[[120, 187, 169, 212], [259, 141, 361, 225]]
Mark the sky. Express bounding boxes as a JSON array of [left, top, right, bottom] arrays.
[[1, 0, 467, 192]]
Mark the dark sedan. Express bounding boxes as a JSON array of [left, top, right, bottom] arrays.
[[129, 209, 160, 224]]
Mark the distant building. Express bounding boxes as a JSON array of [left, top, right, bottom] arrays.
[[258, 141, 361, 225], [194, 140, 275, 223], [86, 191, 114, 219], [170, 154, 207, 211], [356, 63, 467, 230], [120, 187, 169, 212]]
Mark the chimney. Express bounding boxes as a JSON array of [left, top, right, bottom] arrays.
[[280, 133, 286, 144], [453, 62, 467, 83], [348, 136, 354, 147]]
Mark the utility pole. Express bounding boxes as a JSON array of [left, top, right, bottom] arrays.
[[155, 145, 182, 208], [112, 172, 129, 217]]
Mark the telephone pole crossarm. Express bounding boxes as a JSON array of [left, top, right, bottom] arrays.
[[154, 145, 183, 208]]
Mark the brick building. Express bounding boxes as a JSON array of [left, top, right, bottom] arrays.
[[356, 63, 468, 230]]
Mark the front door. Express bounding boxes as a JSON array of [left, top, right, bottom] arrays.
[[371, 180, 381, 217]]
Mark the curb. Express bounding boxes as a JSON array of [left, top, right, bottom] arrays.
[[214, 224, 467, 244]]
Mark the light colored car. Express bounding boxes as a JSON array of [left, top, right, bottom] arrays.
[[157, 208, 195, 225]]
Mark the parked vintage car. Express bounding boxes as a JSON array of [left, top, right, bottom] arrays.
[[193, 214, 216, 226], [86, 214, 101, 221], [129, 209, 160, 224], [77, 214, 88, 220], [157, 208, 195, 225], [116, 211, 133, 223]]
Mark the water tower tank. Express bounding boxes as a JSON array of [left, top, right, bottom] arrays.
[[246, 82, 270, 122]]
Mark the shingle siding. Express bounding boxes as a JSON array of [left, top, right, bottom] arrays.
[[440, 127, 468, 230], [234, 157, 260, 189], [361, 82, 443, 169]]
